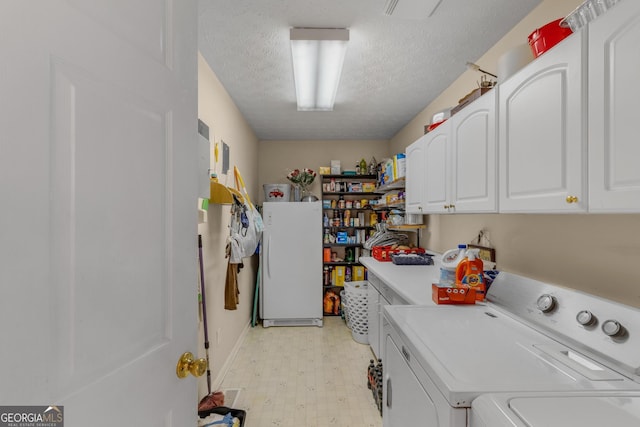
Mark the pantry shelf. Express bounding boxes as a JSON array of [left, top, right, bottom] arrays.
[[321, 173, 378, 316], [375, 177, 405, 193], [388, 224, 426, 232]]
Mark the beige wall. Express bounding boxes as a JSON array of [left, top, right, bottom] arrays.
[[390, 0, 640, 307], [197, 53, 260, 396], [257, 139, 391, 203]]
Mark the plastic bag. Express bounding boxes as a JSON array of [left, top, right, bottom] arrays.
[[228, 198, 260, 263], [228, 167, 263, 263]]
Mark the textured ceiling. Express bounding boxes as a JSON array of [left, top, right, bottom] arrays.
[[198, 0, 541, 140]]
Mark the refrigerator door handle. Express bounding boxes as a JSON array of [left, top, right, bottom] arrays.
[[266, 235, 271, 279]]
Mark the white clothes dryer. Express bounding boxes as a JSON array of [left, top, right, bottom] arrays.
[[382, 272, 640, 427]]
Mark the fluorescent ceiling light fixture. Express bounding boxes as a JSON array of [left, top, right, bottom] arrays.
[[290, 27, 349, 111]]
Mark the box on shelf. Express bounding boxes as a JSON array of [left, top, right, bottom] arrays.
[[353, 265, 365, 281], [319, 166, 331, 175], [432, 284, 477, 305], [451, 87, 492, 116], [337, 231, 348, 244], [333, 266, 346, 286], [349, 182, 363, 192], [362, 182, 376, 192], [386, 191, 400, 205], [383, 159, 394, 184], [331, 160, 341, 175], [395, 153, 406, 178]]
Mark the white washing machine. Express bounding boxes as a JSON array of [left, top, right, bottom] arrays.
[[382, 272, 640, 426], [472, 391, 640, 426]]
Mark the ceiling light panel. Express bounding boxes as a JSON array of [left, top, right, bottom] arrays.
[[290, 28, 349, 111]]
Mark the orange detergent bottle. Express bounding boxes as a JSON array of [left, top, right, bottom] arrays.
[[455, 249, 485, 301]]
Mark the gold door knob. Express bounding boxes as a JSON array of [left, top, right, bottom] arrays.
[[566, 195, 579, 204], [176, 352, 207, 378]]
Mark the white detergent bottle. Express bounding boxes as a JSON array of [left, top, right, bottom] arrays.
[[439, 244, 468, 286]]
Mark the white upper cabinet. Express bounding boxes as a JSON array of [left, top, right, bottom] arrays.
[[420, 90, 497, 214], [588, 0, 640, 212], [405, 4, 638, 215], [405, 134, 427, 214], [423, 120, 451, 213], [498, 31, 587, 213], [450, 89, 497, 213]]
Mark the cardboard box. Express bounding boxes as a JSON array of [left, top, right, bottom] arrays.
[[395, 153, 406, 178], [319, 166, 331, 175], [330, 160, 341, 175], [362, 182, 376, 192], [353, 266, 365, 281], [432, 284, 476, 305]]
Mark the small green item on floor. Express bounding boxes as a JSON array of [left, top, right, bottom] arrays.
[[201, 198, 209, 211]]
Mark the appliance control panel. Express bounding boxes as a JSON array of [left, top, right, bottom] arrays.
[[576, 310, 596, 326], [536, 294, 556, 312], [487, 272, 640, 378]]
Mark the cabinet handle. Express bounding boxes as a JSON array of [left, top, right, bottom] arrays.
[[566, 195, 579, 204], [449, 204, 455, 210], [444, 204, 450, 209], [386, 376, 392, 408], [401, 346, 410, 362]]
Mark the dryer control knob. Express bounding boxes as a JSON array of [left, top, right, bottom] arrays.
[[536, 294, 556, 313], [576, 310, 595, 326], [602, 320, 623, 337]]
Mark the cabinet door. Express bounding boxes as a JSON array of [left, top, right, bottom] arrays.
[[405, 134, 427, 214], [383, 335, 438, 427], [450, 90, 497, 212], [499, 31, 586, 212], [423, 120, 451, 213], [589, 1, 640, 212]]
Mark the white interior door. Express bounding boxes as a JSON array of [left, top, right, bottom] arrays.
[[0, 1, 198, 426]]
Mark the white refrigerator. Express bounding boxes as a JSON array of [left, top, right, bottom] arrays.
[[260, 201, 323, 327]]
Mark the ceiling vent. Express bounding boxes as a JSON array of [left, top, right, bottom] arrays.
[[383, 0, 443, 19]]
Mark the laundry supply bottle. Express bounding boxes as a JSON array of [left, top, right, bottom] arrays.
[[439, 244, 468, 286], [455, 249, 485, 301]]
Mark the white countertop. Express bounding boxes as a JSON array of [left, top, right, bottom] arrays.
[[360, 255, 442, 305]]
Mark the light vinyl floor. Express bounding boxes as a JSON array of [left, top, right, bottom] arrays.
[[218, 317, 383, 427]]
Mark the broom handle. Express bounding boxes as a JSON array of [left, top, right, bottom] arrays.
[[198, 234, 212, 395]]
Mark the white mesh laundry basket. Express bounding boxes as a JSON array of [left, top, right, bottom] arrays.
[[340, 290, 352, 329], [344, 281, 368, 344]]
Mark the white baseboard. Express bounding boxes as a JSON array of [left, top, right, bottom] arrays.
[[211, 321, 251, 390]]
